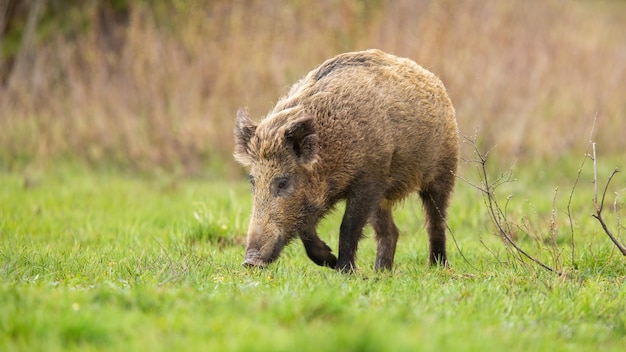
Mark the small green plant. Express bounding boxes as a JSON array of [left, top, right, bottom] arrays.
[[186, 202, 238, 247]]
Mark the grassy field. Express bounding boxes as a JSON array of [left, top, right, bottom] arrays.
[[2, 2, 625, 351], [1, 157, 625, 351]]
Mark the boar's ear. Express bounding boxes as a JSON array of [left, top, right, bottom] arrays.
[[234, 108, 257, 166], [285, 116, 318, 165]]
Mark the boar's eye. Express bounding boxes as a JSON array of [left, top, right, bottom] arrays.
[[248, 175, 255, 189], [271, 176, 293, 197]]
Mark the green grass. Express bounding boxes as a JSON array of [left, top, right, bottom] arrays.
[[1, 159, 625, 351]]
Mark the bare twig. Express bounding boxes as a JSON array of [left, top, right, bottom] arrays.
[[592, 143, 598, 207], [548, 188, 564, 270], [462, 135, 561, 275], [591, 162, 626, 256], [479, 237, 504, 264], [447, 222, 478, 271], [550, 188, 558, 248], [614, 189, 625, 237], [567, 154, 588, 268], [566, 115, 596, 268]]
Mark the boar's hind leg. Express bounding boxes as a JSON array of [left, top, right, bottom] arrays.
[[419, 176, 454, 267], [371, 202, 400, 271], [301, 231, 337, 268]]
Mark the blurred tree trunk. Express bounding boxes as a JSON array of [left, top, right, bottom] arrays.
[[0, 0, 10, 80], [0, 0, 8, 46], [6, 0, 43, 92]]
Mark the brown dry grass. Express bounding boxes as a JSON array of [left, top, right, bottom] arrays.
[[1, 0, 625, 174]]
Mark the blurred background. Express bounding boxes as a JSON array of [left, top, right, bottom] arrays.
[[1, 0, 624, 176]]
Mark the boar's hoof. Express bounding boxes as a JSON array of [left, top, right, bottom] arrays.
[[302, 237, 337, 269], [323, 255, 337, 269], [308, 253, 337, 269], [430, 252, 449, 268], [336, 261, 358, 273], [304, 243, 337, 269]]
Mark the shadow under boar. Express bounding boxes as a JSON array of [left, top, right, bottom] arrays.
[[234, 49, 459, 272]]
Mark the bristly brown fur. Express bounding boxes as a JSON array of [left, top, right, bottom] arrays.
[[235, 49, 459, 271]]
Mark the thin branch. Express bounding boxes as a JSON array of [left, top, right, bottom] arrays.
[[550, 188, 558, 248], [592, 167, 626, 256], [567, 153, 588, 267], [550, 187, 564, 270], [453, 172, 488, 194], [592, 143, 598, 208], [614, 189, 625, 237], [567, 115, 596, 268], [460, 134, 561, 275], [479, 237, 504, 264], [484, 178, 561, 274]]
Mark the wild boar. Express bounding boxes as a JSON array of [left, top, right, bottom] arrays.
[[234, 49, 458, 271]]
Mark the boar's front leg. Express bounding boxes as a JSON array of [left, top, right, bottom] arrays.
[[337, 183, 383, 272], [301, 230, 337, 268]]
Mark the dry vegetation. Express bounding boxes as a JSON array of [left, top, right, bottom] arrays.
[[1, 0, 625, 174]]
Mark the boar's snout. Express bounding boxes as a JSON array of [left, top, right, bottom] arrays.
[[242, 224, 285, 268], [242, 249, 268, 268]]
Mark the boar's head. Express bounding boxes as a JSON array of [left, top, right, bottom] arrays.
[[234, 107, 320, 267]]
